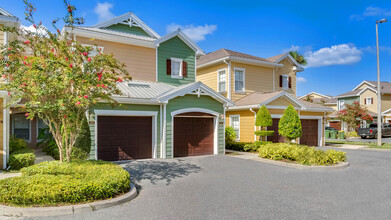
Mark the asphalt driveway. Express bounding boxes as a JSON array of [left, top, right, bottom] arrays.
[[29, 148, 391, 220], [348, 136, 391, 144]]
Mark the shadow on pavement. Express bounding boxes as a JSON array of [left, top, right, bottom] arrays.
[[117, 159, 202, 186]]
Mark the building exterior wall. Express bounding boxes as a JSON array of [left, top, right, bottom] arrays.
[[157, 36, 196, 85], [356, 83, 373, 90], [197, 63, 228, 96], [268, 97, 293, 106], [338, 96, 360, 110], [360, 89, 377, 113], [166, 95, 224, 158], [76, 36, 156, 82], [275, 59, 296, 96], [106, 24, 150, 37], [0, 24, 4, 45], [381, 94, 391, 113], [0, 98, 3, 168]]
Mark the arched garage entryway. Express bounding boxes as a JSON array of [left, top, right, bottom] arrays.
[[171, 108, 219, 157]]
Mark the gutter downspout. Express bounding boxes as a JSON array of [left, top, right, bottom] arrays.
[[159, 104, 163, 158], [163, 103, 167, 159], [223, 59, 232, 100], [223, 104, 227, 155], [250, 108, 257, 142]]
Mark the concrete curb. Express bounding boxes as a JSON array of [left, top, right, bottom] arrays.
[[361, 147, 391, 152], [251, 157, 350, 170], [0, 182, 138, 217]]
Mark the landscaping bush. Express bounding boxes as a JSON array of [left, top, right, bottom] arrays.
[[225, 126, 236, 145], [347, 131, 359, 138], [226, 142, 252, 151], [254, 131, 275, 137], [0, 160, 130, 206], [9, 148, 35, 170], [258, 143, 346, 166], [9, 136, 29, 154]]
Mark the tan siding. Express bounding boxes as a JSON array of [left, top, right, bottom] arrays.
[[357, 83, 372, 90], [300, 111, 324, 116], [269, 109, 285, 115], [381, 94, 391, 112], [310, 94, 326, 99], [197, 63, 227, 98], [325, 104, 338, 111], [360, 89, 377, 113], [0, 24, 4, 45], [226, 110, 255, 142], [0, 98, 3, 169], [230, 62, 274, 101], [76, 36, 156, 81], [275, 58, 297, 97], [268, 97, 294, 106]]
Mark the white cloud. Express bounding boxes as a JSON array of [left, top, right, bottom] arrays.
[[296, 77, 307, 83], [166, 23, 217, 42], [21, 24, 49, 37], [305, 44, 362, 68], [351, 6, 391, 20], [282, 45, 300, 53], [94, 2, 114, 22]]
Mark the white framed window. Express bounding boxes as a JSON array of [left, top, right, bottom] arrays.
[[230, 115, 240, 141], [171, 57, 183, 79], [217, 69, 226, 92], [234, 68, 245, 92], [12, 114, 30, 141], [282, 75, 289, 89], [339, 100, 345, 110], [365, 97, 373, 105]]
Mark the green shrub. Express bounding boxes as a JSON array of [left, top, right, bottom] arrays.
[[9, 136, 29, 154], [243, 141, 272, 152], [9, 148, 35, 170], [278, 105, 302, 141], [0, 160, 130, 206], [258, 143, 346, 166], [254, 130, 275, 137], [226, 142, 252, 151], [347, 131, 359, 138], [225, 126, 236, 145]]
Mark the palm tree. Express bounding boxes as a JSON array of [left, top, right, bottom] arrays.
[[289, 51, 307, 66]]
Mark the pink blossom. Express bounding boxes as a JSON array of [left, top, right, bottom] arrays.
[[33, 24, 37, 29], [83, 52, 87, 56], [69, 63, 73, 68], [7, 92, 10, 96], [57, 29, 60, 34], [75, 101, 81, 105], [2, 75, 6, 78], [25, 113, 29, 116], [24, 40, 30, 44], [84, 95, 88, 98], [87, 57, 92, 62], [65, 58, 68, 61], [64, 115, 67, 118], [117, 77, 123, 82]]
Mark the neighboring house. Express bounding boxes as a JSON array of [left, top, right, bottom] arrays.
[[197, 49, 332, 146], [60, 12, 234, 161], [0, 8, 20, 169], [333, 80, 391, 130], [298, 92, 339, 130]]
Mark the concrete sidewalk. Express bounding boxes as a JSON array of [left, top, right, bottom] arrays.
[[34, 148, 54, 164]]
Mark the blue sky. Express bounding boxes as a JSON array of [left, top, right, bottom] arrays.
[[4, 0, 391, 97]]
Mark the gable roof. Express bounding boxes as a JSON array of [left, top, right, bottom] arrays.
[[197, 49, 283, 68], [298, 92, 331, 99], [0, 7, 19, 24], [266, 53, 304, 71], [154, 29, 205, 55], [352, 80, 391, 94], [92, 12, 160, 39], [298, 92, 337, 105], [336, 89, 362, 98], [114, 80, 234, 106]]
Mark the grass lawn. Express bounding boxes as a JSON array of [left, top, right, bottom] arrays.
[[326, 140, 391, 149]]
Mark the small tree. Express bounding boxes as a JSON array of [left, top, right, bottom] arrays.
[[0, 1, 130, 162], [289, 51, 307, 65], [337, 101, 373, 139], [278, 105, 302, 143], [225, 126, 236, 146], [254, 105, 274, 142]]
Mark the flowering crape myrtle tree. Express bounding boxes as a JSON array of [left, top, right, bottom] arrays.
[[337, 101, 373, 139], [0, 0, 130, 162]]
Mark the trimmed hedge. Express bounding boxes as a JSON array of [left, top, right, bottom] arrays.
[[9, 148, 36, 170], [258, 143, 346, 166], [227, 141, 272, 152], [9, 136, 29, 154], [254, 130, 275, 137], [226, 142, 252, 151], [0, 160, 130, 206]]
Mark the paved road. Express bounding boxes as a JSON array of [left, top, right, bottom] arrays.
[[348, 136, 391, 144], [28, 148, 391, 220]]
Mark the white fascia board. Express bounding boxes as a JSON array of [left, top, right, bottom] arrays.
[[352, 81, 376, 91], [298, 92, 331, 99], [260, 91, 306, 109], [0, 15, 19, 24], [335, 94, 360, 98], [155, 30, 205, 55], [382, 108, 391, 114], [109, 97, 161, 105], [357, 86, 378, 95], [92, 12, 160, 39], [304, 107, 334, 112], [197, 56, 283, 69], [196, 57, 230, 69], [227, 105, 260, 111], [67, 27, 156, 48], [275, 53, 304, 70]]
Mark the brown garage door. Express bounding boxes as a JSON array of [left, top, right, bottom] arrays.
[[267, 118, 319, 146], [174, 115, 214, 157], [267, 119, 285, 143], [97, 116, 152, 161], [300, 119, 318, 146], [329, 121, 341, 130]]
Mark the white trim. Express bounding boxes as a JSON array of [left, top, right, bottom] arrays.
[[171, 108, 220, 158], [3, 31, 7, 45], [357, 86, 378, 96], [352, 81, 376, 91], [338, 100, 345, 111], [154, 29, 205, 55], [217, 68, 227, 93], [227, 60, 232, 100], [92, 12, 160, 39], [229, 114, 240, 141], [159, 104, 163, 158], [11, 113, 32, 143], [3, 97, 7, 169], [156, 48, 158, 81], [365, 97, 373, 105], [382, 108, 391, 114], [234, 67, 245, 93], [274, 53, 304, 71], [170, 57, 183, 79], [223, 106, 226, 155], [163, 104, 167, 158], [298, 92, 332, 100], [93, 110, 158, 159], [194, 55, 197, 82], [197, 56, 283, 69]]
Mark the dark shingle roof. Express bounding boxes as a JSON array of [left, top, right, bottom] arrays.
[[197, 49, 276, 66]]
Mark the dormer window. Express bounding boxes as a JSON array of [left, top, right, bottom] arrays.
[[166, 58, 187, 79], [280, 75, 291, 90], [365, 97, 373, 105]]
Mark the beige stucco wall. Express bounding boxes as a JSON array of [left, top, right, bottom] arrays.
[[360, 89, 377, 113], [275, 58, 297, 96], [76, 36, 156, 81], [381, 94, 391, 113]]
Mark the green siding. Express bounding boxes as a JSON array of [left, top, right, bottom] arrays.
[[165, 95, 224, 158], [88, 104, 161, 160], [157, 36, 196, 85], [106, 24, 150, 37], [338, 96, 360, 107]]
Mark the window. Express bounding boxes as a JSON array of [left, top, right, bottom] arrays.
[[339, 100, 345, 110], [230, 115, 240, 141], [37, 119, 49, 140], [171, 58, 183, 79], [365, 97, 373, 105], [218, 69, 226, 92], [282, 75, 289, 89], [234, 68, 245, 92], [12, 114, 30, 141]]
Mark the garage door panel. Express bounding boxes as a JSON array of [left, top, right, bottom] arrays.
[[174, 117, 214, 157], [98, 116, 152, 161]]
